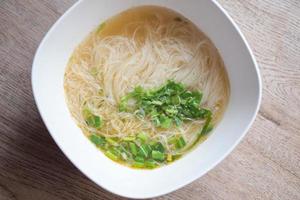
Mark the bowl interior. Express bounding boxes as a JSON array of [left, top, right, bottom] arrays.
[[32, 0, 261, 198]]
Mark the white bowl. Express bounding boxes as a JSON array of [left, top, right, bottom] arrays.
[[32, 0, 261, 198]]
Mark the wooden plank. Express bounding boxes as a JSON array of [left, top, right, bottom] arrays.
[[0, 0, 299, 199]]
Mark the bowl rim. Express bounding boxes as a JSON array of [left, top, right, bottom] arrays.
[[31, 0, 262, 198]]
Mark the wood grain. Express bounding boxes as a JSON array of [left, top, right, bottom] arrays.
[[0, 0, 300, 199]]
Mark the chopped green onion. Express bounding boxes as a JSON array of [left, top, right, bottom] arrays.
[[152, 150, 165, 161], [171, 95, 181, 105], [166, 106, 178, 116], [174, 117, 182, 126], [83, 108, 102, 128], [145, 159, 157, 168], [152, 116, 161, 127], [139, 144, 151, 157], [137, 132, 149, 143], [151, 100, 163, 105], [134, 156, 145, 163], [91, 79, 215, 169], [167, 154, 173, 162], [129, 142, 138, 156], [175, 136, 186, 149], [159, 115, 172, 129], [201, 115, 213, 135], [105, 149, 119, 161], [89, 134, 106, 147], [198, 108, 212, 119], [168, 135, 178, 144], [132, 86, 144, 97], [151, 142, 165, 153], [118, 80, 209, 129], [106, 137, 118, 146], [119, 95, 130, 112], [113, 147, 122, 157], [132, 161, 145, 168], [172, 154, 182, 160], [86, 115, 102, 128]]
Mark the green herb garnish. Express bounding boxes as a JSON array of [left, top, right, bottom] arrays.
[[83, 108, 102, 129], [201, 114, 213, 135], [129, 142, 138, 156], [139, 144, 151, 157], [134, 156, 145, 163], [105, 148, 119, 160], [87, 80, 215, 169], [152, 150, 165, 161], [145, 159, 157, 168], [90, 134, 106, 147], [119, 80, 208, 128], [137, 132, 149, 143], [151, 142, 165, 153], [175, 136, 186, 149], [132, 161, 145, 168]]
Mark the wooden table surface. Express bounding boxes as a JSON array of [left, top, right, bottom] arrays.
[[1, 0, 300, 199]]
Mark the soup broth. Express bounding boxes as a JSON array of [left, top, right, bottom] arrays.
[[64, 6, 230, 169]]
